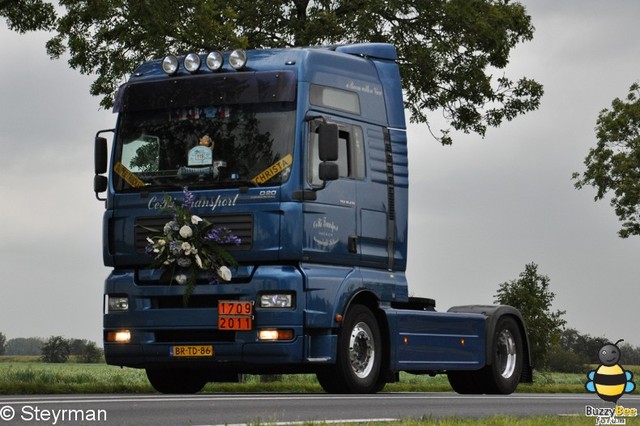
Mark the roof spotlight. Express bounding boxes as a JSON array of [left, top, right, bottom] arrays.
[[162, 55, 179, 75], [206, 51, 224, 71], [184, 52, 201, 73], [229, 49, 248, 70]]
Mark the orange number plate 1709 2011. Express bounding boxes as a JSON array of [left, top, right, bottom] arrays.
[[218, 301, 253, 331]]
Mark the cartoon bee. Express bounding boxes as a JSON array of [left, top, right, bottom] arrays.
[[586, 339, 636, 403]]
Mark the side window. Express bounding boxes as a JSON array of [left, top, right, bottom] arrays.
[[308, 122, 365, 185]]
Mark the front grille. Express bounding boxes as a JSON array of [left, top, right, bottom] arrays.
[[135, 213, 253, 253], [154, 329, 235, 343], [151, 294, 239, 309]]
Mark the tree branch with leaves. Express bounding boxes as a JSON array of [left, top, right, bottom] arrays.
[[573, 83, 640, 238], [2, 0, 543, 144]]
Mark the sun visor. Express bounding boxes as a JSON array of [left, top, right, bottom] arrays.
[[113, 71, 296, 113]]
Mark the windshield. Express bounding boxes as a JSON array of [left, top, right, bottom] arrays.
[[113, 102, 295, 190]]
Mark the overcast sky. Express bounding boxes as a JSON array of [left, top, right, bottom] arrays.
[[1, 0, 639, 348]]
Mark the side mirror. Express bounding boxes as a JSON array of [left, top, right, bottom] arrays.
[[94, 175, 108, 194], [95, 136, 108, 174], [317, 122, 339, 184], [93, 129, 114, 201], [318, 123, 338, 161], [319, 162, 339, 181]]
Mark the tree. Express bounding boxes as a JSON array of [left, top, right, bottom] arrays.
[[0, 0, 56, 32], [494, 262, 566, 369], [573, 83, 640, 238], [41, 336, 71, 363], [0, 332, 6, 356], [5, 337, 44, 355], [3, 0, 543, 144]]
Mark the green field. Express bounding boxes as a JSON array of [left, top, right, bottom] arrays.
[[3, 356, 638, 395]]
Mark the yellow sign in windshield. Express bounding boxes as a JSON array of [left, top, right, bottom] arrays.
[[251, 154, 293, 184], [114, 162, 145, 188]]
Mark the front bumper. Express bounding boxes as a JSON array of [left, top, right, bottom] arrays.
[[103, 265, 333, 370]]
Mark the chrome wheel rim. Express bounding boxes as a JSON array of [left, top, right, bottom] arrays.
[[496, 328, 517, 379], [349, 322, 375, 378]]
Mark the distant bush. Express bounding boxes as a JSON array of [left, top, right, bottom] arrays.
[[77, 341, 103, 363], [545, 344, 588, 373]]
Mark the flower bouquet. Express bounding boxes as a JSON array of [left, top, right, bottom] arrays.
[[143, 187, 241, 303]]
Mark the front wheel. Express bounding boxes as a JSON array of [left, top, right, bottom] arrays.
[[316, 304, 382, 393]]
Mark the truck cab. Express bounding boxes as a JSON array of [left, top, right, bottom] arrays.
[[95, 43, 531, 394]]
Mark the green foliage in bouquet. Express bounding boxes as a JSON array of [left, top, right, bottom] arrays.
[[142, 187, 241, 303]]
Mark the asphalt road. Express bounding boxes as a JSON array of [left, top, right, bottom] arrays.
[[0, 393, 638, 425]]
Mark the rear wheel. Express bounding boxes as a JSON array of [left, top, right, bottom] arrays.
[[146, 368, 207, 394], [447, 316, 523, 395], [485, 316, 523, 394], [316, 305, 382, 393]]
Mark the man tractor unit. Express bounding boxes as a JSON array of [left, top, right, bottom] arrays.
[[94, 43, 532, 394]]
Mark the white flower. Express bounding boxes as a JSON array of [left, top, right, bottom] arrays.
[[146, 237, 155, 245], [158, 239, 166, 246], [181, 242, 192, 254], [217, 266, 232, 282], [195, 254, 203, 269], [191, 215, 203, 225], [179, 225, 193, 238], [175, 274, 188, 285]]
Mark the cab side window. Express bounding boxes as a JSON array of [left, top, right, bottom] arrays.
[[308, 123, 365, 186]]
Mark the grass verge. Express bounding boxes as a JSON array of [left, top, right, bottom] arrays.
[[0, 357, 638, 395]]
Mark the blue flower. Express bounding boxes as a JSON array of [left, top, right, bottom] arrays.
[[182, 187, 194, 209], [169, 240, 182, 256], [164, 220, 179, 235], [205, 227, 241, 246]]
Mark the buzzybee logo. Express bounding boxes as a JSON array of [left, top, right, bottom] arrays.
[[584, 339, 637, 424], [586, 339, 635, 403]]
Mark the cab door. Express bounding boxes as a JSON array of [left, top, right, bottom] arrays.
[[301, 119, 364, 266]]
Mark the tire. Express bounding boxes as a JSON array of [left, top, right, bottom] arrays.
[[146, 368, 207, 394], [447, 316, 523, 395], [484, 316, 523, 394], [316, 305, 382, 393]]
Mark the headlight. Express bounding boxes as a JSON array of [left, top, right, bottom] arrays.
[[184, 52, 201, 73], [206, 51, 224, 71], [108, 296, 129, 312], [260, 294, 293, 308], [161, 55, 179, 75], [229, 49, 248, 70]]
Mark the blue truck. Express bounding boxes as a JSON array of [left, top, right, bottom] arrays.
[[94, 43, 532, 394]]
